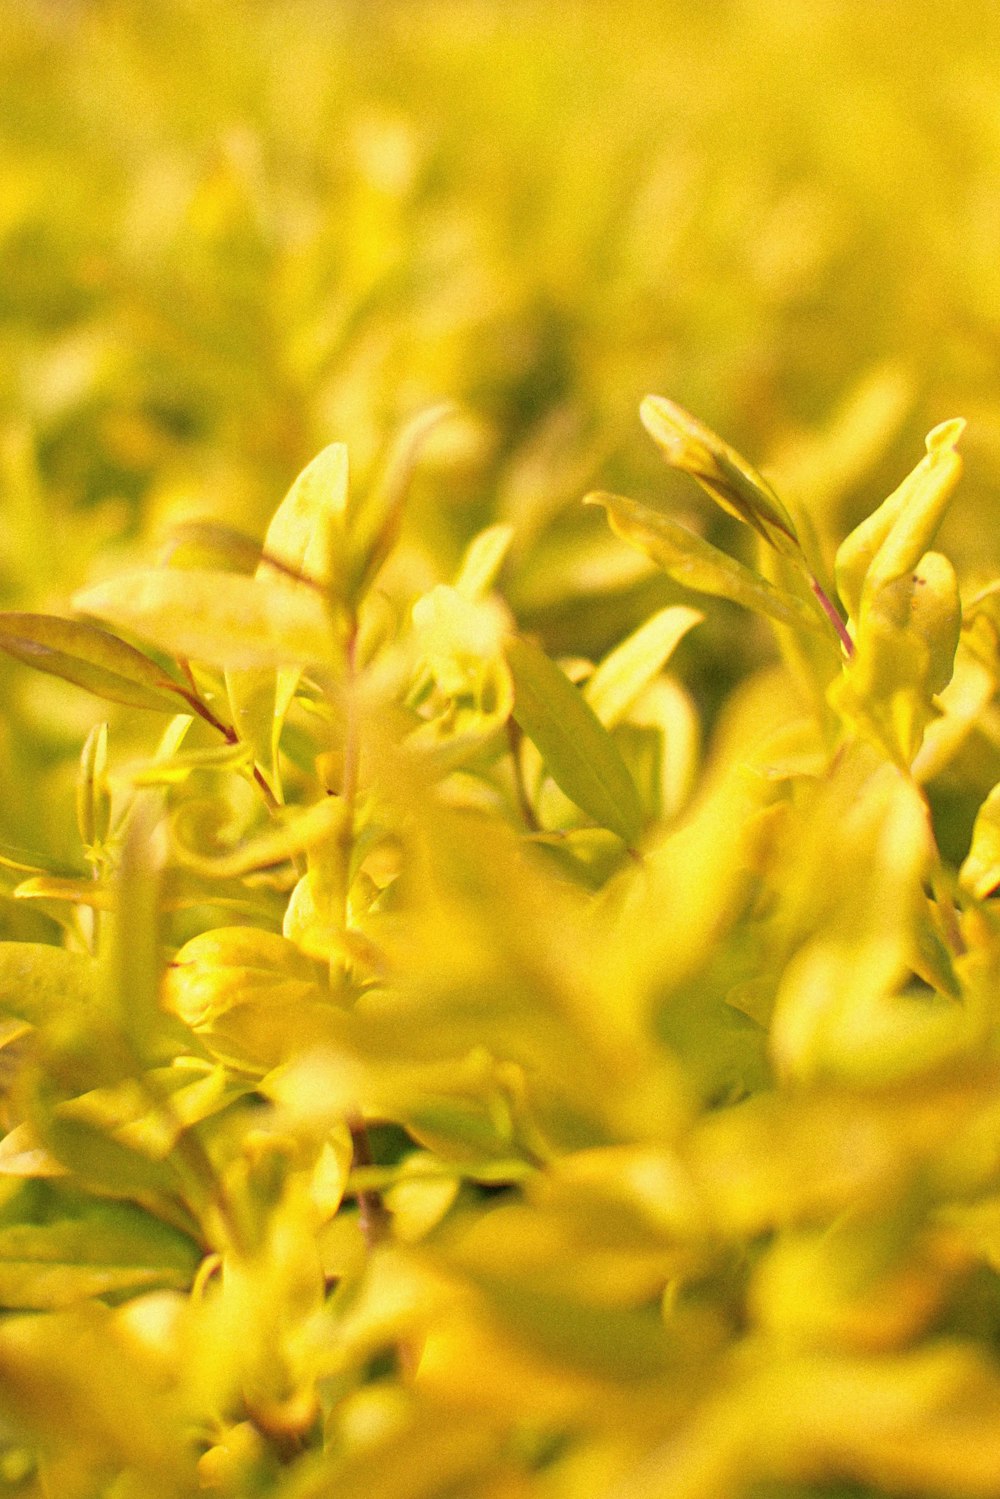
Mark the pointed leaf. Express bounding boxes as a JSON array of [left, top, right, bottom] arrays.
[[505, 635, 643, 844], [129, 738, 254, 787], [0, 612, 186, 712], [640, 394, 801, 557], [74, 569, 336, 670], [227, 447, 350, 775], [348, 403, 457, 598], [585, 605, 703, 728], [261, 441, 350, 593], [835, 419, 965, 622], [455, 523, 515, 599], [588, 491, 825, 635], [77, 721, 110, 851]]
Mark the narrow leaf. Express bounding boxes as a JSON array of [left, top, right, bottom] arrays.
[[640, 394, 801, 557], [588, 492, 825, 636], [14, 876, 112, 909], [348, 403, 457, 598], [74, 570, 336, 670], [585, 605, 703, 728], [835, 419, 965, 621], [226, 447, 350, 800], [505, 635, 643, 844], [129, 738, 254, 787], [0, 613, 185, 713], [455, 523, 516, 599], [77, 721, 110, 851]]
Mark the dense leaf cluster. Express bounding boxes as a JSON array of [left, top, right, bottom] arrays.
[[4, 4, 1000, 1497], [1, 396, 1000, 1498]]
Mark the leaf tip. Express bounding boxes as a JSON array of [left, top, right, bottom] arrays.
[[926, 418, 966, 456]]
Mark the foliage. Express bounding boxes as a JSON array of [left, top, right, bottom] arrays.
[[1, 386, 1000, 1497], [4, 3, 1000, 1497]]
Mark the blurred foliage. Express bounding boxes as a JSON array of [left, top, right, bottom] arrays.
[[3, 1, 1000, 1496]]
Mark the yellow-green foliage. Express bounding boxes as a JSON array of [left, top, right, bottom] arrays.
[[4, 4, 1000, 1498]]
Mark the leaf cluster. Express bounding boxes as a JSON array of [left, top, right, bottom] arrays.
[[0, 397, 999, 1499]]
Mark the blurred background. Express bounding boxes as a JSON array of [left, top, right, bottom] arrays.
[[2, 0, 999, 875]]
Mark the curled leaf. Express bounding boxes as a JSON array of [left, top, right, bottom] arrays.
[[640, 394, 801, 557]]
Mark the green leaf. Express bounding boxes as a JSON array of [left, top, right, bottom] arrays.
[[960, 782, 1000, 900], [465, 1268, 675, 1380], [455, 523, 515, 599], [74, 569, 337, 671], [0, 612, 186, 713], [262, 442, 350, 593], [0, 944, 97, 1025], [505, 635, 643, 845], [588, 491, 825, 636], [835, 418, 965, 622], [584, 605, 703, 728], [0, 1194, 199, 1309], [76, 721, 110, 852], [640, 394, 802, 557], [347, 403, 456, 600]]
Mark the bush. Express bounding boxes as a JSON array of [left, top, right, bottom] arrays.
[[1, 393, 1000, 1497], [4, 5, 1000, 1497]]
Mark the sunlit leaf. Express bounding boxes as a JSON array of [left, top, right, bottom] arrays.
[[347, 403, 457, 600], [0, 1193, 199, 1308], [0, 612, 186, 713], [454, 523, 515, 599], [640, 394, 802, 557], [960, 782, 1000, 900], [588, 491, 826, 636], [74, 569, 336, 670], [835, 418, 965, 622], [585, 605, 703, 728], [505, 634, 643, 844]]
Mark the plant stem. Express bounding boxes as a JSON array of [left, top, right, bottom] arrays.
[[347, 1111, 392, 1249], [337, 620, 392, 1250], [172, 682, 282, 814], [809, 574, 854, 658], [506, 719, 540, 831]]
